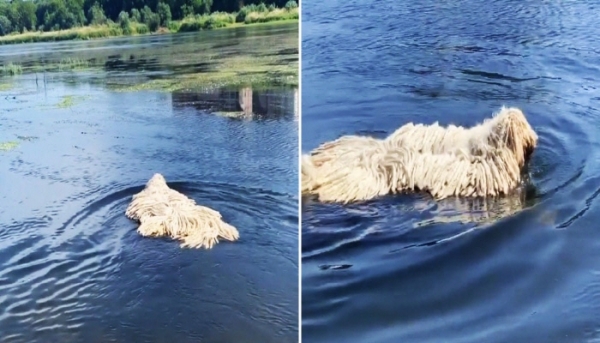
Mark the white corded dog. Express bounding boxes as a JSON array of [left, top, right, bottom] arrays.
[[126, 174, 239, 249], [302, 107, 538, 203]]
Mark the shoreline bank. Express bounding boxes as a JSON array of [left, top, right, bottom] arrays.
[[0, 11, 297, 46]]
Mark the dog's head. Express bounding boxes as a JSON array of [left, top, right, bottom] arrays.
[[492, 107, 538, 166], [146, 173, 168, 189]]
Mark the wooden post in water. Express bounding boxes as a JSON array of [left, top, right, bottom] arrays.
[[294, 88, 299, 120], [239, 87, 253, 118]]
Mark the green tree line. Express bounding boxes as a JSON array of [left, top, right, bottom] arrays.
[[0, 0, 298, 35]]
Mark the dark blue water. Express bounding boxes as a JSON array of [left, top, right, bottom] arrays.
[[0, 28, 298, 343], [302, 1, 600, 342]]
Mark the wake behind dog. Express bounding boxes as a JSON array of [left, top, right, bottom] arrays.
[[302, 106, 538, 204]]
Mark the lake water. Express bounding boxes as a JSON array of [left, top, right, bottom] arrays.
[[302, 1, 600, 342], [0, 24, 299, 343]]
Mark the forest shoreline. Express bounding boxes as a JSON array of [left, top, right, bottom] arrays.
[[0, 7, 298, 46]]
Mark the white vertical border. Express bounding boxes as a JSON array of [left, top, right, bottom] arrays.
[[297, 0, 303, 341]]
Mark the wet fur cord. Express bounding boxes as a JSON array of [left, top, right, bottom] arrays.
[[302, 107, 538, 204], [126, 174, 239, 249]]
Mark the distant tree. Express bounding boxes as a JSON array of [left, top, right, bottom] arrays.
[[118, 10, 131, 33], [140, 5, 152, 22], [141, 5, 159, 31], [87, 2, 107, 25], [34, 0, 85, 31], [156, 2, 171, 25], [180, 4, 193, 18], [46, 3, 72, 30], [196, 0, 213, 14], [0, 15, 12, 35], [12, 0, 38, 32], [130, 8, 141, 22], [64, 0, 86, 26], [0, 0, 295, 34], [284, 0, 297, 10]]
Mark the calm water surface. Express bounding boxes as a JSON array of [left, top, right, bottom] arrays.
[[1, 25, 298, 343], [302, 1, 600, 342]]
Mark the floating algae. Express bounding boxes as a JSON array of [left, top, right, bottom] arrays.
[[57, 95, 75, 108], [111, 71, 297, 93], [0, 141, 20, 151], [58, 58, 90, 71], [56, 95, 89, 108], [0, 63, 22, 76], [0, 83, 14, 91], [0, 24, 298, 96], [109, 50, 298, 93], [0, 136, 39, 152]]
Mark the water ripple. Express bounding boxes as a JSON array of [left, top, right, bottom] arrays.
[[302, 0, 600, 342], [1, 177, 297, 342], [1, 29, 298, 341]]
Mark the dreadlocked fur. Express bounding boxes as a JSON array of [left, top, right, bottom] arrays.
[[302, 106, 538, 204], [125, 173, 239, 249]]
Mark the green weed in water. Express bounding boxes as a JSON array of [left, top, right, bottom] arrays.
[[0, 141, 19, 151], [57, 96, 75, 108], [109, 48, 297, 92], [0, 136, 39, 152], [0, 82, 14, 91], [0, 24, 297, 94], [56, 95, 88, 108], [58, 58, 90, 71], [1, 63, 22, 76], [110, 70, 296, 92]]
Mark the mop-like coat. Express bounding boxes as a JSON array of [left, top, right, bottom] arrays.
[[126, 173, 239, 249], [302, 107, 538, 203]]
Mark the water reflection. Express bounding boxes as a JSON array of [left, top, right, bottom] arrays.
[[410, 185, 540, 228], [172, 87, 299, 120], [103, 54, 162, 72], [0, 24, 298, 92]]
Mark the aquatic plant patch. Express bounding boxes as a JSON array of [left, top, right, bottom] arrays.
[[0, 141, 20, 151]]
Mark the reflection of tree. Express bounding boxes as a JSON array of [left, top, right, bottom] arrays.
[[171, 87, 297, 119]]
